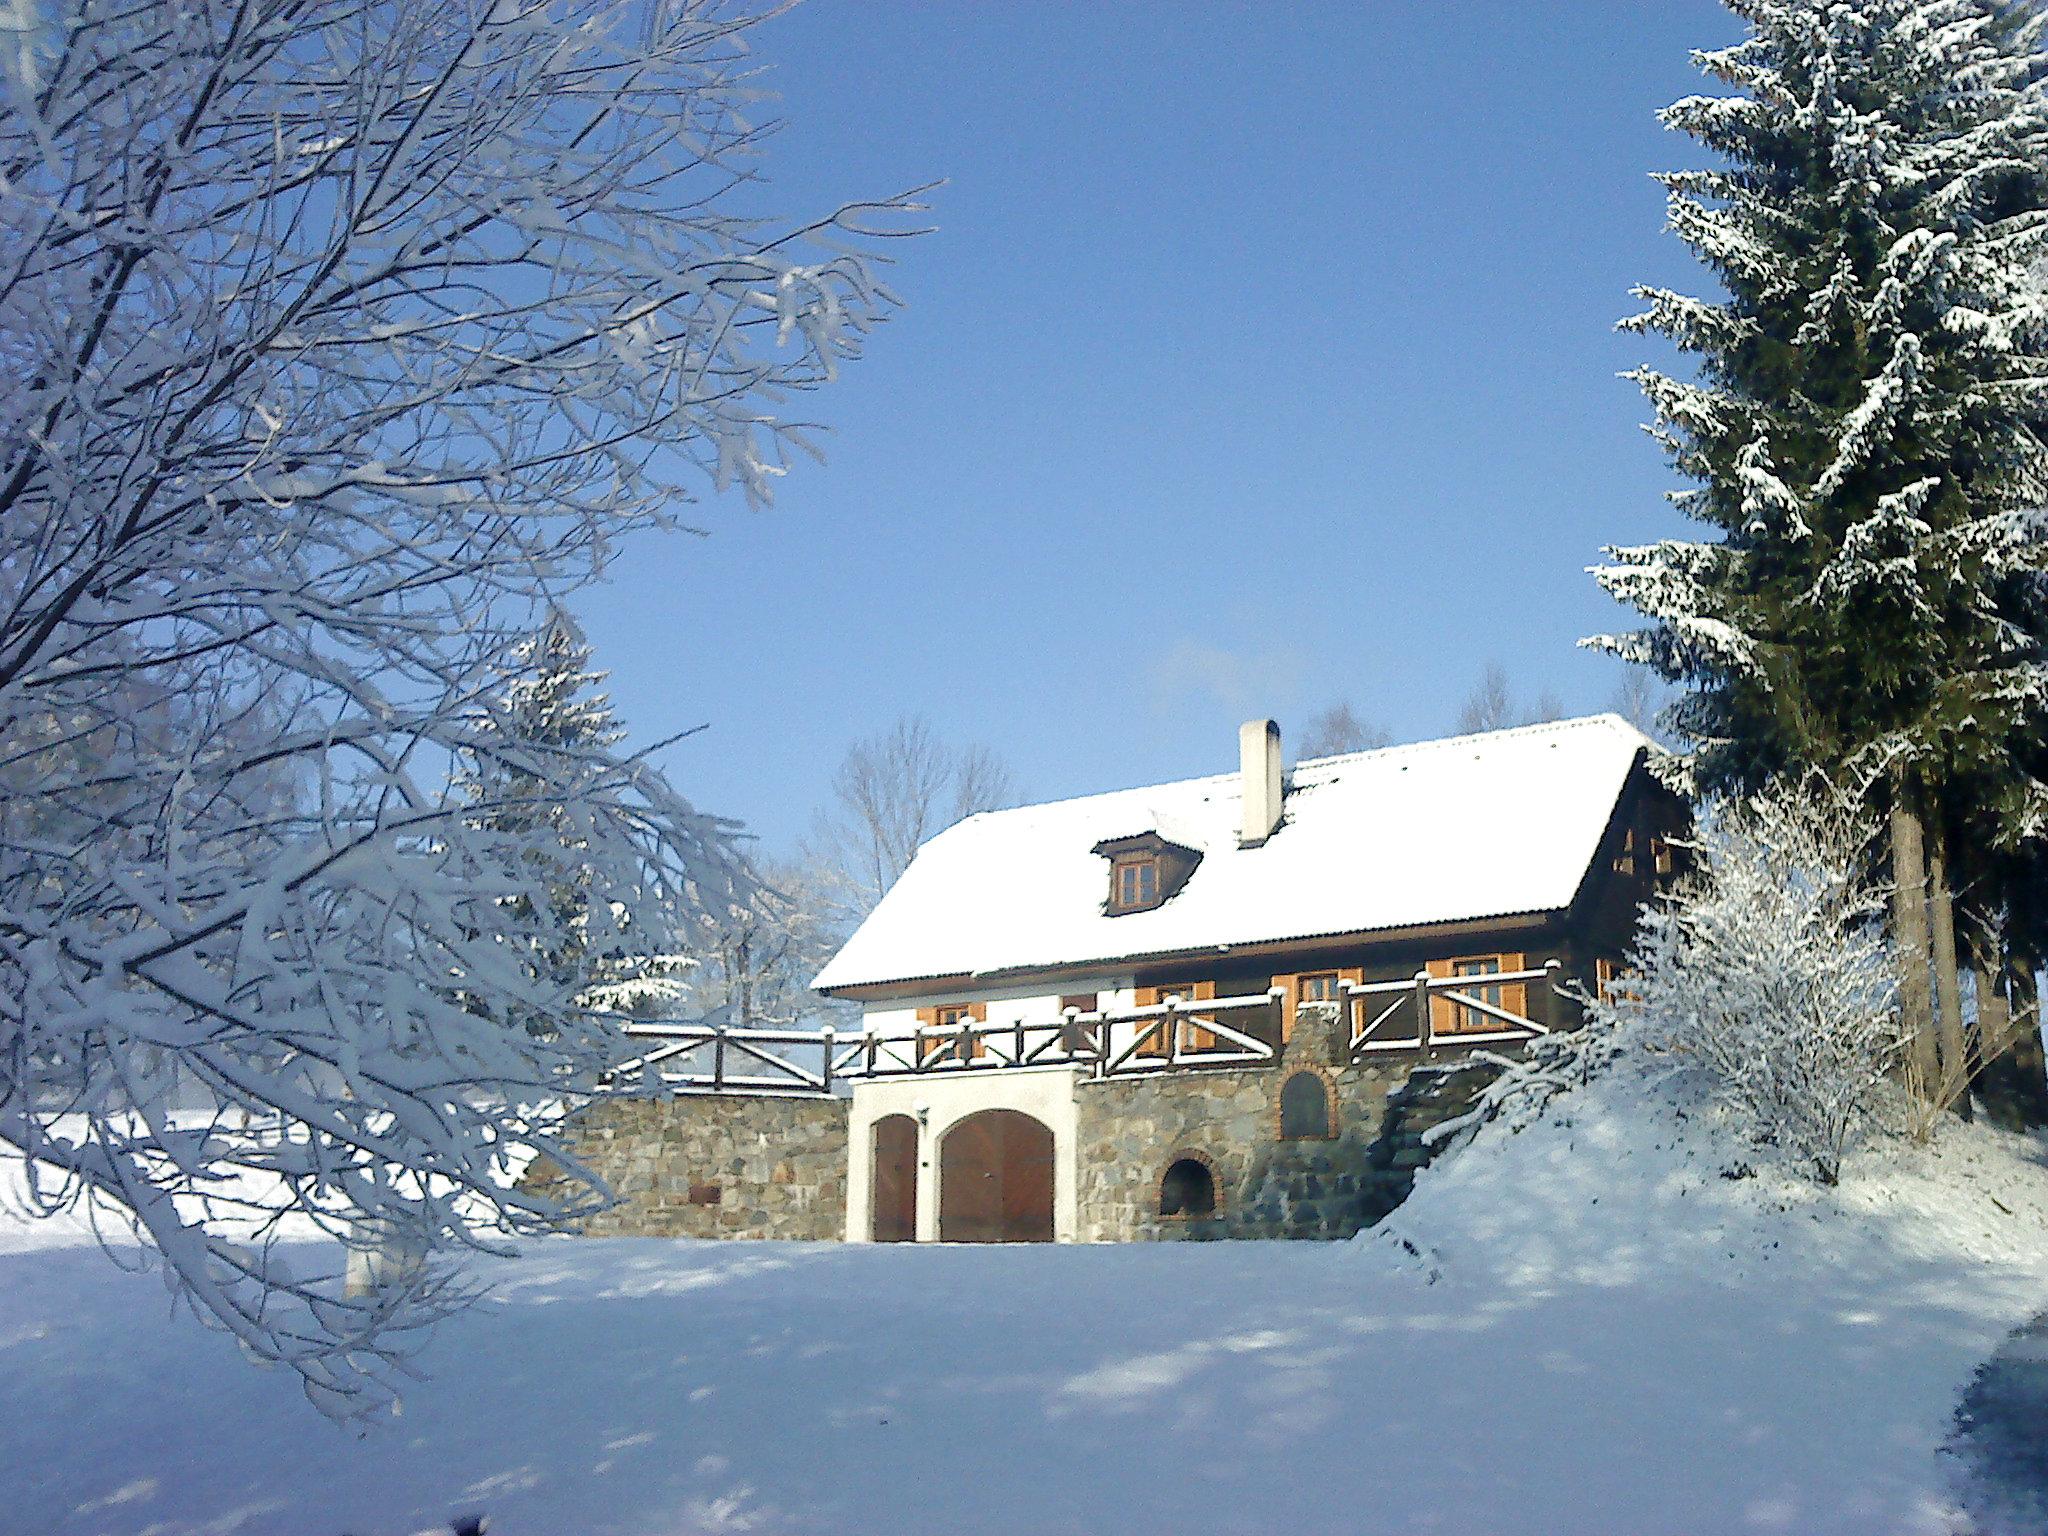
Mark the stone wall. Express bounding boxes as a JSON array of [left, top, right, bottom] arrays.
[[530, 1092, 850, 1239], [1074, 1008, 1505, 1242]]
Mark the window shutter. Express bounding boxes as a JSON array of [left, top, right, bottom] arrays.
[[1426, 957, 1455, 1036], [1133, 985, 1165, 1057], [1189, 979, 1219, 1052], [1499, 953, 1527, 1027], [1269, 973, 1297, 1043]]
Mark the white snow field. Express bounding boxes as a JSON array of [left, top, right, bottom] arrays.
[[6, 1058, 2047, 1536]]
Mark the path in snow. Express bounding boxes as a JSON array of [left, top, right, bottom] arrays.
[[1955, 1306, 2048, 1534]]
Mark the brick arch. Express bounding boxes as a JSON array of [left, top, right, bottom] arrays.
[[1158, 1147, 1223, 1219], [1278, 1065, 1338, 1141]]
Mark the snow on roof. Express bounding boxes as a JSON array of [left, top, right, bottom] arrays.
[[813, 714, 1654, 992]]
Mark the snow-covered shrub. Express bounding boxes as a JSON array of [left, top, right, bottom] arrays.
[[1592, 777, 1906, 1184]]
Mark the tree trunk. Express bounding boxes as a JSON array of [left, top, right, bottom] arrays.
[[1995, 952, 2048, 1130], [1926, 820, 1970, 1119], [1890, 771, 1939, 1100]]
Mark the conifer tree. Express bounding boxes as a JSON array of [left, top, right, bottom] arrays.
[[1590, 1, 2048, 1098], [467, 615, 694, 1025]]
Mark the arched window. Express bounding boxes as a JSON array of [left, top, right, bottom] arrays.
[[1279, 1070, 1334, 1140], [1159, 1157, 1217, 1219]]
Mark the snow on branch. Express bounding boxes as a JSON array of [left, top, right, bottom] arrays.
[[0, 0, 919, 1422]]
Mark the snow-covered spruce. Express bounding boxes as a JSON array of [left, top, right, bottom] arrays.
[[0, 0, 916, 1421], [1589, 1, 2048, 812]]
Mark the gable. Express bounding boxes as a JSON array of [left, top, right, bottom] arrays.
[[813, 714, 1656, 993]]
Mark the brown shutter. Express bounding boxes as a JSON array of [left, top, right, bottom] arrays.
[[1499, 954, 1527, 1027], [1270, 973, 1298, 1043], [1190, 979, 1218, 1052], [1337, 967, 1364, 1046], [1133, 985, 1165, 1057], [969, 1001, 989, 1059], [1426, 957, 1455, 1036]]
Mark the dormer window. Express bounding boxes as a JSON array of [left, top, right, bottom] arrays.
[[1114, 855, 1159, 910], [1092, 830, 1201, 916]]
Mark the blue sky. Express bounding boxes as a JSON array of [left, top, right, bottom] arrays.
[[572, 1, 1744, 854]]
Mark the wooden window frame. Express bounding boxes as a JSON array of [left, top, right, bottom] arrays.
[[916, 1000, 988, 1061], [1110, 854, 1162, 914]]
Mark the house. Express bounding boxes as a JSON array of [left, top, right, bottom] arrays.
[[541, 712, 1684, 1244], [808, 712, 1686, 1245]]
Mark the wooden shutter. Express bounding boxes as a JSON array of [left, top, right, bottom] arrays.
[[967, 1000, 989, 1060], [1337, 967, 1364, 1045], [1426, 957, 1456, 1036], [1189, 979, 1219, 1052], [1270, 973, 1297, 1042], [1133, 985, 1166, 1057], [1498, 954, 1527, 1028]]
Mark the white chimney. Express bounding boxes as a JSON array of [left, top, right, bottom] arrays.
[[1239, 718, 1283, 847]]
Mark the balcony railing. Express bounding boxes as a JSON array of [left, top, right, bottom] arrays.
[[603, 963, 1565, 1096], [1343, 960, 1563, 1058]]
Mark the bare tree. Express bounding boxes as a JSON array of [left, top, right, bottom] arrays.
[[809, 717, 1015, 915], [1455, 662, 1564, 734], [1297, 701, 1393, 760], [684, 857, 849, 1028], [0, 0, 918, 1421], [1455, 662, 1519, 734], [1607, 667, 1669, 738]]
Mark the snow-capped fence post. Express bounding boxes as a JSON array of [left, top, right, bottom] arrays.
[[712, 1029, 727, 1092], [1543, 958, 1563, 1027], [821, 1027, 836, 1095], [1413, 970, 1434, 1061], [1165, 995, 1182, 1064]]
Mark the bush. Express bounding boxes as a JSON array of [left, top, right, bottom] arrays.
[[1593, 776, 1906, 1184]]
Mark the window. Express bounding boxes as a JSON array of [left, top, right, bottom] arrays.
[[1059, 993, 1099, 1015], [1651, 836, 1675, 877], [1298, 972, 1340, 1004], [1451, 956, 1503, 1033], [918, 1001, 987, 1062], [1279, 1071, 1335, 1140], [1113, 856, 1159, 911], [1160, 1157, 1218, 1219], [1613, 827, 1638, 876]]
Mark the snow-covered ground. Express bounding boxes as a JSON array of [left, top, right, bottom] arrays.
[[7, 1058, 2047, 1536]]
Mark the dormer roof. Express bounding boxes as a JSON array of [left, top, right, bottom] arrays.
[[811, 714, 1656, 993]]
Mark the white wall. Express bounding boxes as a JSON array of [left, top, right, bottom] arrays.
[[846, 1066, 1084, 1243]]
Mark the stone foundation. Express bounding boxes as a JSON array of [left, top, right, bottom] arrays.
[[531, 1092, 850, 1239], [1074, 1008, 1506, 1241]]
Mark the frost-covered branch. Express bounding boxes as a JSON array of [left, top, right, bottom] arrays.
[[0, 0, 920, 1421]]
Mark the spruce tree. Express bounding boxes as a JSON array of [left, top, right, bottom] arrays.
[[1591, 1, 2048, 1099], [467, 615, 693, 1026]]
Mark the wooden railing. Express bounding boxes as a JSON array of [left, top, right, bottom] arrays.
[[604, 965, 1565, 1097], [835, 987, 1285, 1081], [608, 1022, 844, 1098], [1344, 960, 1562, 1059]]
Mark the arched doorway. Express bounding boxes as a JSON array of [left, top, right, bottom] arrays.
[[938, 1109, 1055, 1243], [871, 1114, 918, 1243]]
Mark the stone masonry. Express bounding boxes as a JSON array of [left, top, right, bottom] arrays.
[[530, 1092, 850, 1239], [1074, 1006, 1505, 1241]]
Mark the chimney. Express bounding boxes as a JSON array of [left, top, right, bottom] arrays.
[[1239, 718, 1283, 847]]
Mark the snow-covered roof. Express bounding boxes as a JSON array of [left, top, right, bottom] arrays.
[[813, 714, 1654, 992]]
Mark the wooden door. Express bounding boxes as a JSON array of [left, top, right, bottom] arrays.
[[937, 1109, 1055, 1242], [870, 1114, 917, 1243]]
